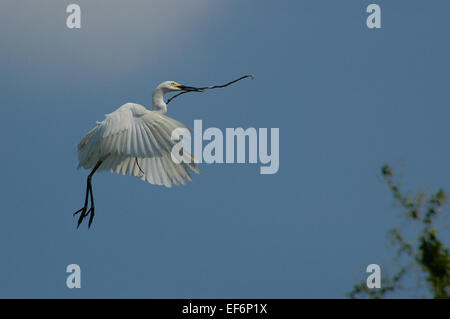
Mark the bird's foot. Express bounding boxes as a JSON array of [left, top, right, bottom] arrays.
[[73, 205, 95, 228]]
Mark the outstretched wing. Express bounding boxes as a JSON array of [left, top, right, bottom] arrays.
[[77, 103, 198, 187]]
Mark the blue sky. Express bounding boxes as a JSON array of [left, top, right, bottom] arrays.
[[0, 0, 449, 298]]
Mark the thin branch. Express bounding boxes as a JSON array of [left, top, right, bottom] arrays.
[[166, 74, 254, 104]]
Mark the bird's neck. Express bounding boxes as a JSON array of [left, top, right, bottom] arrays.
[[152, 89, 167, 114]]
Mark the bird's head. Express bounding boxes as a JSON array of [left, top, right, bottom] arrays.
[[157, 81, 202, 93]]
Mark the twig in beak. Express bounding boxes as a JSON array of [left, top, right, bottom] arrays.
[[166, 74, 254, 104]]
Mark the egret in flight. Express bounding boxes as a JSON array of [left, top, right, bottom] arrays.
[[74, 81, 203, 228], [74, 75, 253, 228]]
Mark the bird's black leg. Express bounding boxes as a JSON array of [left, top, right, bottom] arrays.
[[73, 184, 90, 228], [87, 180, 95, 228], [74, 160, 103, 228]]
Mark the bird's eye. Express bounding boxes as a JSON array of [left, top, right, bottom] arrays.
[[171, 82, 178, 87]]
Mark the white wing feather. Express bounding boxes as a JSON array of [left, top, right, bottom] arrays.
[[77, 103, 199, 187]]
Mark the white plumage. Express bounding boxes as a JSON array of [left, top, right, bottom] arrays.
[[77, 102, 198, 187], [74, 80, 203, 228], [74, 77, 251, 228]]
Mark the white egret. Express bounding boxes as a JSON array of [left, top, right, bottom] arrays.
[[74, 75, 253, 228], [74, 81, 203, 227]]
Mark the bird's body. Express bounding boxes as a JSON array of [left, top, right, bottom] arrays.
[[77, 102, 198, 187], [74, 81, 202, 227], [73, 76, 251, 228]]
